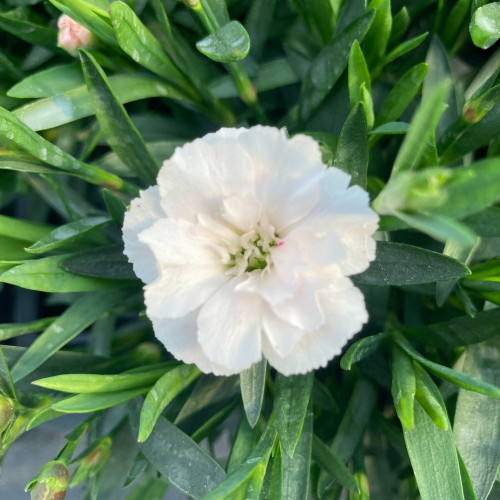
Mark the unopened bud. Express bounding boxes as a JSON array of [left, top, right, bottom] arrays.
[[29, 460, 69, 500], [0, 395, 13, 434], [57, 15, 95, 53], [133, 342, 162, 365], [69, 437, 112, 487]]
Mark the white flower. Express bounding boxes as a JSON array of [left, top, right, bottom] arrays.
[[122, 126, 378, 376], [57, 15, 95, 53]]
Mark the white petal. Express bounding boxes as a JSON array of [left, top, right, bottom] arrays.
[[157, 138, 254, 223], [144, 266, 228, 319], [271, 277, 325, 331], [263, 282, 368, 375], [122, 186, 164, 284], [262, 307, 305, 358], [198, 277, 262, 371], [151, 312, 237, 376], [222, 195, 262, 232]]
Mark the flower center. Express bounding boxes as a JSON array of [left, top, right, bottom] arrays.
[[226, 220, 281, 277]]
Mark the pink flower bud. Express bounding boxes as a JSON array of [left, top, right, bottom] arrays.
[[57, 15, 94, 53]]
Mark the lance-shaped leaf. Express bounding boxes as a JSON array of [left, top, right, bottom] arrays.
[[391, 345, 416, 430], [80, 49, 158, 186], [470, 4, 500, 49], [240, 358, 266, 428], [340, 332, 388, 370], [274, 372, 314, 458]]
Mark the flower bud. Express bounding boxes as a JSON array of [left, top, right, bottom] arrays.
[[0, 395, 13, 434], [133, 342, 162, 365], [29, 460, 69, 500], [57, 15, 95, 53], [69, 436, 112, 487]]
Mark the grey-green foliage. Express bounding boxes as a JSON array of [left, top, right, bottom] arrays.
[[0, 1, 499, 499]]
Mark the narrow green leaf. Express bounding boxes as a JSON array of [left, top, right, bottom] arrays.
[[10, 288, 131, 382], [274, 372, 314, 458], [456, 450, 478, 500], [0, 215, 52, 243], [369, 121, 409, 135], [197, 21, 250, 63], [0, 254, 133, 292], [393, 334, 500, 398], [334, 103, 368, 188], [13, 73, 188, 132], [391, 345, 416, 430], [80, 49, 158, 186], [52, 387, 148, 413], [383, 32, 428, 65], [470, 4, 500, 49], [403, 400, 464, 500], [413, 362, 449, 431], [312, 435, 359, 493], [0, 317, 56, 342], [240, 358, 266, 428], [102, 188, 127, 226], [110, 1, 190, 91], [8, 64, 84, 98], [454, 338, 500, 500], [282, 409, 312, 500], [61, 245, 136, 280], [354, 241, 470, 286], [375, 63, 428, 126], [363, 0, 392, 64], [138, 365, 200, 442], [130, 395, 227, 498], [317, 379, 377, 496], [0, 346, 17, 400], [26, 216, 110, 254], [391, 79, 450, 175], [227, 417, 257, 474], [348, 40, 371, 108], [200, 417, 276, 500], [0, 106, 130, 191], [340, 333, 388, 370], [299, 11, 374, 120], [33, 365, 174, 393], [259, 443, 282, 500]]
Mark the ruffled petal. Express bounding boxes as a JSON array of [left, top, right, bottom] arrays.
[[151, 312, 237, 376], [144, 266, 229, 319], [262, 307, 305, 358], [262, 280, 368, 375], [198, 277, 262, 371], [122, 186, 164, 284]]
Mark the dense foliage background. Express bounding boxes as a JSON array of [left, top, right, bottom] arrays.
[[0, 0, 500, 498]]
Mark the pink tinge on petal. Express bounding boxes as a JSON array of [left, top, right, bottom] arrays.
[[57, 14, 94, 52]]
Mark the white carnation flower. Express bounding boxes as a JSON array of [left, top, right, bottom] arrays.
[[122, 126, 378, 376]]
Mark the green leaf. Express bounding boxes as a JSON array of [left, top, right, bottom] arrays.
[[375, 63, 428, 126], [196, 21, 250, 63], [405, 308, 500, 348], [274, 372, 314, 458], [403, 399, 464, 500], [340, 332, 388, 370], [354, 241, 470, 286], [470, 3, 500, 49], [52, 387, 149, 413], [227, 417, 257, 474], [26, 216, 110, 254], [317, 379, 377, 496], [282, 408, 312, 500], [138, 364, 200, 443], [10, 288, 131, 382], [312, 434, 359, 493], [334, 102, 368, 187], [383, 32, 429, 66], [369, 121, 409, 135], [7, 64, 84, 98], [61, 246, 137, 280], [391, 79, 450, 175], [0, 317, 56, 342], [300, 11, 374, 121], [33, 365, 174, 393], [80, 49, 159, 186], [102, 188, 127, 226], [454, 338, 500, 500], [457, 450, 478, 500], [110, 1, 190, 91], [413, 362, 449, 431], [0, 346, 17, 400], [391, 345, 416, 430], [363, 0, 392, 64], [240, 358, 266, 428], [0, 8, 58, 49], [12, 73, 189, 132], [129, 396, 226, 498], [0, 106, 129, 191], [259, 443, 282, 500], [0, 253, 133, 292], [200, 417, 276, 500], [348, 40, 371, 109], [393, 334, 500, 398]]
